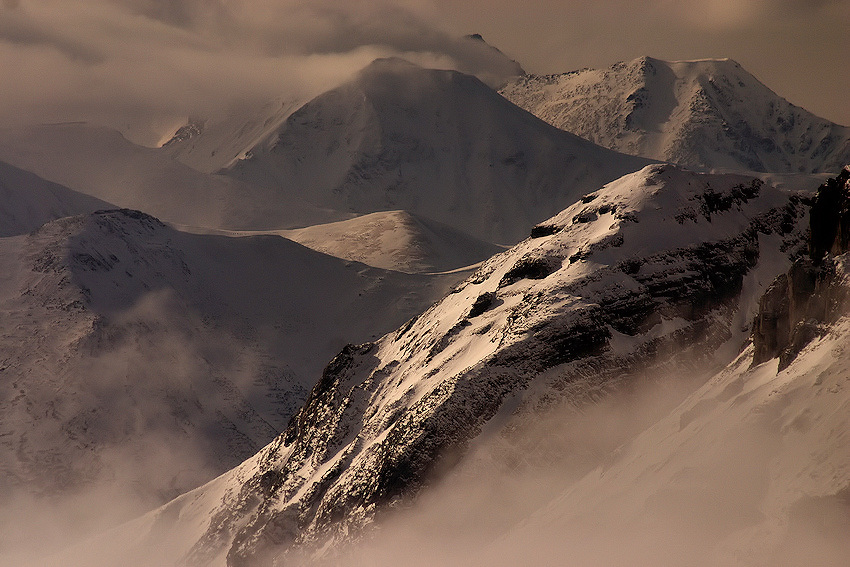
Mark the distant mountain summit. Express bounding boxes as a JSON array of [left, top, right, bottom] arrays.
[[160, 34, 523, 174], [460, 33, 526, 85], [501, 56, 850, 173], [223, 57, 650, 244]]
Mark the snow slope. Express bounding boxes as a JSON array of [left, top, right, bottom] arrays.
[[501, 57, 850, 174], [160, 98, 305, 174], [101, 164, 814, 566], [279, 211, 503, 273], [176, 210, 502, 274], [479, 318, 850, 567], [0, 123, 346, 230], [0, 160, 110, 236], [0, 208, 465, 561], [483, 172, 850, 566], [160, 33, 524, 176], [224, 57, 651, 245]]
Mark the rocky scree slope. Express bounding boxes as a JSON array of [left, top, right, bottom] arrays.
[[123, 164, 812, 567], [223, 57, 651, 245], [501, 57, 850, 174]]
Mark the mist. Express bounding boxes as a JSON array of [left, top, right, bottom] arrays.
[[0, 3, 847, 566], [12, 300, 849, 566], [293, 348, 850, 567], [0, 288, 298, 564], [0, 0, 524, 145]]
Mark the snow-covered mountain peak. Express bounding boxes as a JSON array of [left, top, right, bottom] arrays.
[[111, 165, 814, 566], [223, 58, 651, 244], [358, 55, 420, 74], [478, 168, 850, 567], [346, 57, 481, 107], [541, 163, 793, 261], [501, 56, 850, 173], [458, 33, 526, 84]]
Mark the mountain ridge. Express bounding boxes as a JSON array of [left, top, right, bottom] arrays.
[[223, 57, 652, 244], [0, 207, 468, 559], [0, 160, 111, 237], [279, 210, 502, 273], [501, 56, 850, 173], [88, 164, 814, 566]]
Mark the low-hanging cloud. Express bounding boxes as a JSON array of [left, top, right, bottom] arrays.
[[291, 361, 850, 567], [0, 0, 847, 143], [0, 285, 307, 565], [663, 0, 846, 29], [0, 0, 522, 144]]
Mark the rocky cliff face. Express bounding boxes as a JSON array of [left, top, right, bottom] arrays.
[[752, 167, 850, 370], [132, 164, 814, 567]]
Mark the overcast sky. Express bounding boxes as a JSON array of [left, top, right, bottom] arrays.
[[428, 0, 849, 125], [1, 0, 847, 144]]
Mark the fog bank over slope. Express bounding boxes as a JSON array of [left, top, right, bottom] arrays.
[[0, 207, 464, 561], [67, 164, 822, 566]]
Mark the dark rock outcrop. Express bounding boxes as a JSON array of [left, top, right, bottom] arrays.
[[752, 167, 850, 370], [809, 167, 850, 261]]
